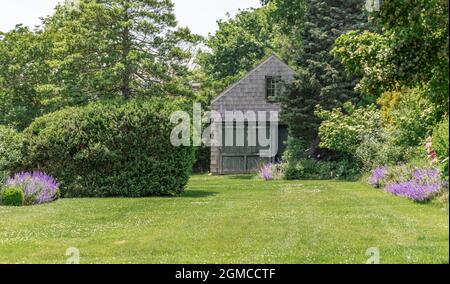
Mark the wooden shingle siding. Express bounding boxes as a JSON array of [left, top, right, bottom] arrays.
[[210, 54, 296, 175]]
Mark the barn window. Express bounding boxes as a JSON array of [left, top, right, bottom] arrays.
[[266, 76, 282, 102]]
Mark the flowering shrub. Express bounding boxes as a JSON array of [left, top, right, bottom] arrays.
[[5, 172, 59, 205], [369, 164, 448, 203], [368, 166, 388, 188], [259, 163, 274, 181], [385, 168, 447, 203]]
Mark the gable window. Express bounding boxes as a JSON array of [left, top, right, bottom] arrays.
[[266, 76, 282, 102]]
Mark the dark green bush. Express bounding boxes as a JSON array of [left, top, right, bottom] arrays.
[[0, 125, 24, 182], [1, 187, 24, 206], [284, 158, 360, 180], [22, 98, 195, 198]]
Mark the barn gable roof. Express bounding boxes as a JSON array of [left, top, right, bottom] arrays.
[[211, 53, 296, 105]]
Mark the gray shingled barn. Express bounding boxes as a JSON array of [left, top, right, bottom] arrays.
[[210, 54, 296, 174]]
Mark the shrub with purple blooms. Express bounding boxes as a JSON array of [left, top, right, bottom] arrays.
[[385, 168, 447, 203], [3, 172, 60, 206], [369, 166, 388, 188], [259, 163, 274, 181], [369, 164, 448, 203]]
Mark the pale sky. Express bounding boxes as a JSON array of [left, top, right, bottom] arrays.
[[0, 0, 262, 36]]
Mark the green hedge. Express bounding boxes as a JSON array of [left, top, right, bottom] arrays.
[[0, 125, 24, 182], [22, 98, 195, 197], [284, 158, 360, 181]]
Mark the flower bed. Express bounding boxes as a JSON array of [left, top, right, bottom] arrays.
[[1, 172, 60, 206]]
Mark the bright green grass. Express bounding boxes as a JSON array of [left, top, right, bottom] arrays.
[[0, 175, 448, 264]]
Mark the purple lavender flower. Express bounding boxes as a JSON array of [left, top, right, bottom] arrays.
[[5, 172, 59, 205], [259, 163, 274, 181], [369, 166, 388, 188], [385, 167, 445, 202]]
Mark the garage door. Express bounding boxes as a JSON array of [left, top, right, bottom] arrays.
[[220, 123, 287, 174]]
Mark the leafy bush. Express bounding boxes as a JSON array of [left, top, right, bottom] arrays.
[[0, 125, 24, 181], [21, 98, 195, 197], [432, 117, 449, 175], [316, 103, 383, 155], [1, 186, 24, 206], [282, 136, 309, 162], [355, 131, 417, 172], [284, 158, 359, 180], [5, 172, 59, 205], [390, 88, 437, 148]]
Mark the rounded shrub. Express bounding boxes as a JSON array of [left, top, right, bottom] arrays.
[[0, 125, 24, 182], [1, 187, 24, 206], [22, 98, 195, 198]]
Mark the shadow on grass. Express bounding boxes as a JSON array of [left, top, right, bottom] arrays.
[[227, 175, 256, 180], [181, 190, 218, 198]]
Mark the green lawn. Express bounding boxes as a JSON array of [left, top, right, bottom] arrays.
[[0, 175, 448, 264]]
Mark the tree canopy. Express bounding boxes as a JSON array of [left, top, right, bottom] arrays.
[[0, 0, 200, 129]]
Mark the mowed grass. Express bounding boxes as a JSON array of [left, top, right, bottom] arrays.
[[0, 175, 448, 264]]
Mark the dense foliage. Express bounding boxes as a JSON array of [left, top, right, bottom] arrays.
[[21, 98, 195, 197], [333, 0, 449, 116], [0, 26, 52, 129], [199, 6, 280, 84], [273, 0, 370, 154], [432, 118, 449, 176], [316, 103, 382, 155], [0, 187, 24, 206], [284, 158, 359, 180], [320, 0, 449, 189], [0, 0, 199, 130], [0, 126, 24, 182]]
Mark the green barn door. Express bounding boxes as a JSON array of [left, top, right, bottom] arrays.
[[220, 123, 286, 174], [221, 123, 247, 174]]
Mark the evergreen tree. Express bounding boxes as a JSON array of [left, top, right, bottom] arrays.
[[265, 0, 370, 151], [44, 0, 199, 100]]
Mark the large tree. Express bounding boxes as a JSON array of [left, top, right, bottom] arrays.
[[0, 26, 53, 129], [198, 6, 281, 86], [263, 0, 370, 152], [44, 0, 199, 99], [333, 0, 449, 117], [0, 0, 199, 129]]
